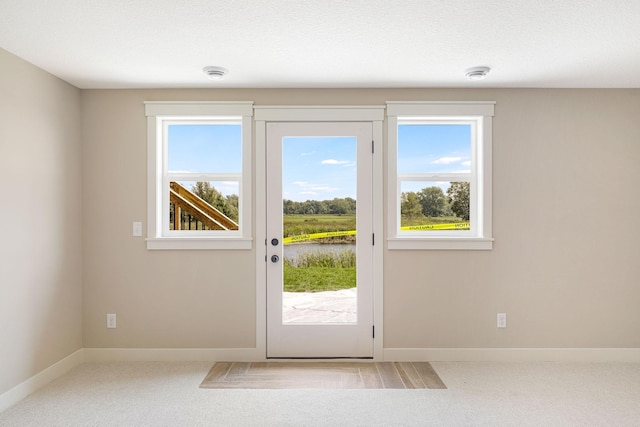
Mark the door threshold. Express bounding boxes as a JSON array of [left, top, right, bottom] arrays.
[[267, 357, 374, 360]]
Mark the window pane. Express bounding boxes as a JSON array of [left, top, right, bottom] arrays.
[[281, 136, 357, 323], [399, 181, 469, 230], [169, 180, 239, 231], [168, 124, 241, 173], [398, 124, 471, 174]]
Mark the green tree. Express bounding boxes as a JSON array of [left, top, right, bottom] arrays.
[[280, 197, 356, 215], [418, 186, 449, 217], [447, 182, 470, 220], [344, 197, 357, 214], [283, 199, 294, 214], [329, 198, 350, 215], [301, 200, 317, 214], [401, 191, 423, 219], [191, 182, 238, 222], [225, 194, 239, 222], [314, 200, 329, 214], [192, 181, 218, 205]]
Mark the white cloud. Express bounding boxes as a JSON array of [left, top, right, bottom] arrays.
[[300, 151, 315, 156], [311, 186, 339, 192], [451, 170, 471, 174], [299, 191, 317, 196], [290, 181, 339, 193], [461, 160, 471, 166], [321, 159, 350, 165], [432, 156, 462, 164]]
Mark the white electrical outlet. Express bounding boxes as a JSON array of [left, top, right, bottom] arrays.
[[497, 313, 507, 328], [132, 221, 142, 237], [107, 313, 117, 329]]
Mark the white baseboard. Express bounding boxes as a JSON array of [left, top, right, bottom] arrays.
[[0, 349, 84, 413], [83, 348, 263, 362], [384, 348, 640, 362], [85, 347, 640, 363]]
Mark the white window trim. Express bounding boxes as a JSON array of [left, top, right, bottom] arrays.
[[386, 101, 494, 250], [145, 101, 253, 250]]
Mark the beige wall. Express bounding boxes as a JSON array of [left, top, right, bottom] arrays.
[[81, 88, 640, 350], [0, 49, 82, 394], [81, 90, 256, 348], [386, 90, 640, 348]]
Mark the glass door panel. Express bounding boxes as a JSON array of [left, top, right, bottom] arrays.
[[281, 136, 357, 324]]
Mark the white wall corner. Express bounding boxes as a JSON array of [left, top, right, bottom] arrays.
[[0, 347, 265, 413], [0, 349, 85, 413]]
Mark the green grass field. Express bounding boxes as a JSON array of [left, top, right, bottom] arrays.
[[282, 213, 463, 292], [400, 215, 464, 227], [284, 265, 355, 292], [283, 248, 356, 292], [284, 213, 465, 234], [283, 214, 355, 237]]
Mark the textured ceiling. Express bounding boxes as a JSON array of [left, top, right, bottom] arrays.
[[1, 0, 639, 89]]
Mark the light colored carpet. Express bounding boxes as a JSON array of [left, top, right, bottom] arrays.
[[1, 361, 640, 426]]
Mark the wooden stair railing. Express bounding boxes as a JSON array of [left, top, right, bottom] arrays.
[[169, 181, 239, 231]]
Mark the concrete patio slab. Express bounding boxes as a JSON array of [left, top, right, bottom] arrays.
[[282, 288, 356, 323]]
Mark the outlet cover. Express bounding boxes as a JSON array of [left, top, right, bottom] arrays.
[[107, 313, 117, 329], [132, 221, 142, 237], [497, 313, 507, 328]]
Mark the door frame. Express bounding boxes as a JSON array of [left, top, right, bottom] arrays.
[[255, 106, 385, 360], [266, 121, 373, 358]]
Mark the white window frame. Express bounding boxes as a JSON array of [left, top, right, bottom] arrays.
[[145, 101, 253, 250], [386, 101, 494, 250]]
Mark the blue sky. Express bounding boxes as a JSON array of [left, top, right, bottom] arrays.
[[282, 136, 356, 202], [167, 123, 470, 200], [398, 124, 471, 195], [398, 124, 471, 173], [282, 125, 470, 201], [168, 124, 241, 173], [168, 124, 242, 196]]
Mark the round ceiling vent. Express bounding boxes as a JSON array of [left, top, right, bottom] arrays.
[[203, 66, 228, 80], [465, 66, 491, 81]]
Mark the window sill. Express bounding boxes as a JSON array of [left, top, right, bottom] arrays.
[[146, 237, 253, 250], [387, 237, 493, 250]]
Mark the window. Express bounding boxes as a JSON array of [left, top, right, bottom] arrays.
[[145, 102, 253, 250], [386, 102, 494, 250]]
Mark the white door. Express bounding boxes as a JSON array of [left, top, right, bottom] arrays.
[[266, 122, 374, 358]]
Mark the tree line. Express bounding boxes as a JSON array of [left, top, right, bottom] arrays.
[[283, 197, 356, 215], [191, 182, 357, 218], [189, 181, 469, 221], [401, 182, 470, 221]]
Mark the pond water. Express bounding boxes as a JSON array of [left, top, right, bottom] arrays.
[[283, 243, 356, 261]]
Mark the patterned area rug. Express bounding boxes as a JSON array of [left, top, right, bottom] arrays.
[[200, 361, 446, 389]]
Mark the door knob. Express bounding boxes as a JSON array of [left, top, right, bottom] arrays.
[[271, 255, 279, 263], [271, 238, 279, 246]]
